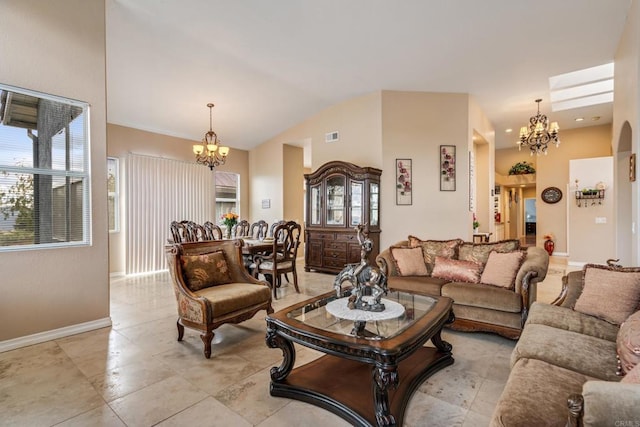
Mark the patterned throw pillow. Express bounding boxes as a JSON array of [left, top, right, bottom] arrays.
[[617, 310, 640, 376], [458, 239, 520, 264], [431, 256, 483, 283], [480, 250, 526, 289], [621, 361, 640, 383], [180, 250, 232, 291], [408, 236, 463, 275], [574, 264, 640, 325], [390, 246, 429, 276]]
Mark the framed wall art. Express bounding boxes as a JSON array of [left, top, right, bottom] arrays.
[[440, 145, 456, 191], [396, 159, 412, 205]]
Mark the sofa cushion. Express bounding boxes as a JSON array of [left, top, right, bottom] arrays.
[[387, 276, 447, 296], [480, 250, 526, 289], [490, 358, 597, 427], [621, 362, 640, 383], [617, 310, 640, 375], [196, 282, 271, 317], [511, 323, 620, 381], [574, 264, 640, 325], [390, 246, 429, 276], [458, 239, 520, 264], [442, 281, 522, 312], [432, 256, 483, 283], [526, 302, 619, 342], [181, 250, 232, 291], [408, 236, 462, 274]]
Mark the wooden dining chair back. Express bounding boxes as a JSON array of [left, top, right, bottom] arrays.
[[170, 220, 199, 243], [268, 220, 286, 238], [203, 221, 223, 240], [249, 220, 269, 240], [232, 220, 250, 238], [252, 221, 301, 299]]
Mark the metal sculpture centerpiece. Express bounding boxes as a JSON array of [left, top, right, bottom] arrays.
[[334, 224, 388, 312]]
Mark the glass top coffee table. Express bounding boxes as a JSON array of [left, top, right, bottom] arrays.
[[266, 289, 454, 427]]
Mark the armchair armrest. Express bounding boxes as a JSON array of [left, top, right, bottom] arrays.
[[514, 246, 549, 295], [567, 381, 640, 427], [552, 270, 583, 308], [375, 240, 409, 277]]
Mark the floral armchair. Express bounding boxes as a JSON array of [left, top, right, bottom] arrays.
[[165, 239, 273, 358]]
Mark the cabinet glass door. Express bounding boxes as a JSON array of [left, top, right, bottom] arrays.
[[310, 184, 321, 225], [350, 181, 363, 226], [370, 182, 379, 226], [326, 175, 345, 225]]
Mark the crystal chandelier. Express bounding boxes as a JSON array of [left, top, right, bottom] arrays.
[[193, 103, 230, 170], [517, 99, 560, 156]]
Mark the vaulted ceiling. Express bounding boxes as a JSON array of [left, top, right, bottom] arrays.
[[106, 0, 631, 152]]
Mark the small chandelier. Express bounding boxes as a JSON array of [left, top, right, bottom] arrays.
[[193, 103, 230, 170], [517, 99, 560, 156]]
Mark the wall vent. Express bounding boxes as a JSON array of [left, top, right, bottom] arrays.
[[325, 131, 339, 143]]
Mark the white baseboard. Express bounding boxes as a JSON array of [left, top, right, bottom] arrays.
[[552, 251, 569, 257], [0, 317, 112, 353], [568, 261, 587, 267]]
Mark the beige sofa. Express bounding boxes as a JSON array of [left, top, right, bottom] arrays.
[[375, 238, 549, 339], [491, 266, 640, 426]]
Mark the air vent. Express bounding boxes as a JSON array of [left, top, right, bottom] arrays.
[[325, 131, 339, 143]]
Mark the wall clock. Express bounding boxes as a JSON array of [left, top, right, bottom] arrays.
[[541, 187, 563, 204]]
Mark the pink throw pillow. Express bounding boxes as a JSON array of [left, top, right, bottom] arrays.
[[431, 256, 483, 283], [480, 250, 526, 289]]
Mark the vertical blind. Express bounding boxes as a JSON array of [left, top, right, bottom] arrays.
[[126, 153, 214, 274]]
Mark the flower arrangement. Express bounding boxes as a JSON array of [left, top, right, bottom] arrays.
[[543, 232, 555, 242], [472, 213, 480, 230], [221, 212, 239, 229]]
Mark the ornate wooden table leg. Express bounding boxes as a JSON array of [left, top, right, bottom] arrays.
[[266, 326, 296, 381], [373, 365, 398, 426], [431, 309, 454, 353]]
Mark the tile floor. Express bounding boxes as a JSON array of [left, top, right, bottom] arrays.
[[0, 257, 569, 427]]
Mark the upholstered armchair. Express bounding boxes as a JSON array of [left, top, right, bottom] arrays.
[[165, 239, 273, 358]]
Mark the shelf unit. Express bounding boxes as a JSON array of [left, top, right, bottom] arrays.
[[575, 189, 605, 207]]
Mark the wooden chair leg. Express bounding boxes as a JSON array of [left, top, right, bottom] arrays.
[[201, 330, 214, 359], [177, 320, 185, 341], [292, 269, 300, 293]]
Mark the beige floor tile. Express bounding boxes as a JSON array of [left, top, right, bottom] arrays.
[[404, 394, 467, 427], [155, 396, 252, 427], [108, 376, 207, 427], [54, 404, 127, 427], [257, 401, 352, 427], [214, 366, 291, 425]]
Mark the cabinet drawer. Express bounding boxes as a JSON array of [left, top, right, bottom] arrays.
[[324, 241, 346, 251], [323, 249, 346, 260], [323, 257, 348, 268], [311, 232, 336, 240], [336, 233, 357, 242]]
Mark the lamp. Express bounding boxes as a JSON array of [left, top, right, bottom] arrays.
[[193, 103, 230, 170], [517, 99, 560, 156]]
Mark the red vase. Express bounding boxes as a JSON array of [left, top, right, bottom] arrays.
[[544, 239, 555, 256]]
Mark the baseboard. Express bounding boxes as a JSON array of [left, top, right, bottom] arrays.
[[552, 252, 569, 257], [110, 271, 126, 278], [0, 317, 112, 353], [568, 261, 587, 267]]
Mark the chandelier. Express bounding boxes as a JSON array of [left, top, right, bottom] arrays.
[[517, 99, 560, 156], [193, 103, 230, 170]]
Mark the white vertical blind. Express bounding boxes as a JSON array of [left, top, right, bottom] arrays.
[[126, 154, 214, 274]]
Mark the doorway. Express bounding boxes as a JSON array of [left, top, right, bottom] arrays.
[[524, 198, 536, 246]]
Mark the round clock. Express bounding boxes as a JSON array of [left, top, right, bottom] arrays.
[[541, 187, 563, 204]]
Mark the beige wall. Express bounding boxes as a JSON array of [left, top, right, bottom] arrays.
[[0, 0, 109, 342], [249, 138, 285, 223], [496, 124, 612, 254], [107, 124, 250, 274], [613, 0, 640, 265], [283, 145, 305, 224]]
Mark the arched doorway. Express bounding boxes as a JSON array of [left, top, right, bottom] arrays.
[[616, 121, 633, 264]]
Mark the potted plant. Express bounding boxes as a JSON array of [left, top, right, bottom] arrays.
[[508, 161, 536, 175]]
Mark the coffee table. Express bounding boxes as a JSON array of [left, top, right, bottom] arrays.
[[265, 289, 454, 426]]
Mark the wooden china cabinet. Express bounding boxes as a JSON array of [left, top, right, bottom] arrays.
[[304, 161, 382, 274]]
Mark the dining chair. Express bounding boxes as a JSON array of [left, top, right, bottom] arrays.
[[249, 220, 269, 240], [251, 221, 301, 299], [268, 220, 286, 238], [203, 221, 223, 240], [232, 220, 250, 238], [170, 220, 199, 243]]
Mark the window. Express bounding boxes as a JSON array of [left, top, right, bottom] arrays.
[[0, 84, 90, 249], [107, 157, 119, 232], [215, 171, 239, 223]]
